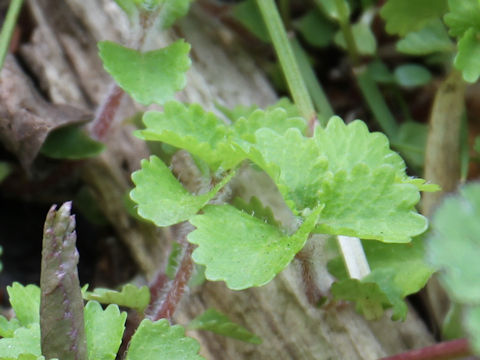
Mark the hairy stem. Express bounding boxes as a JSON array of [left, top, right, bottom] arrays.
[[0, 0, 23, 70], [147, 241, 195, 321], [379, 338, 472, 360], [89, 84, 124, 141], [256, 0, 316, 131]]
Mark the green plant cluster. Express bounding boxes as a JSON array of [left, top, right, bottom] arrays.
[[1, 0, 480, 358]]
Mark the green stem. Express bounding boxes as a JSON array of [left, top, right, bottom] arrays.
[[290, 38, 334, 126], [0, 0, 24, 71], [256, 0, 316, 131], [356, 66, 399, 138], [334, 0, 359, 65]]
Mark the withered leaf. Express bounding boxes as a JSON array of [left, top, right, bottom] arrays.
[[40, 201, 87, 360], [0, 55, 91, 169]]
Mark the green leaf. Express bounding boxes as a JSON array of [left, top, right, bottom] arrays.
[[6, 283, 40, 327], [312, 117, 427, 242], [318, 0, 350, 22], [329, 233, 433, 320], [397, 20, 453, 55], [156, 0, 193, 29], [331, 278, 397, 320], [84, 301, 127, 360], [84, 284, 150, 313], [233, 108, 307, 143], [394, 64, 432, 88], [294, 10, 336, 48], [315, 164, 426, 242], [392, 122, 428, 170], [98, 40, 191, 105], [334, 22, 377, 56], [138, 102, 241, 170], [130, 155, 235, 226], [428, 183, 480, 304], [455, 28, 480, 83], [216, 98, 300, 123], [188, 204, 322, 290], [0, 316, 20, 338], [40, 202, 87, 360], [245, 128, 327, 212], [465, 306, 480, 355], [380, 0, 448, 36], [40, 125, 105, 160], [0, 324, 41, 358], [444, 0, 480, 37], [125, 319, 204, 360], [232, 196, 280, 227], [233, 0, 270, 43], [188, 308, 261, 344]]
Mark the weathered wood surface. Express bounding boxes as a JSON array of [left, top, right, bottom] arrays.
[[8, 1, 435, 358]]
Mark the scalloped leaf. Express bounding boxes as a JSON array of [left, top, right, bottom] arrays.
[[455, 28, 480, 83], [130, 155, 234, 226], [380, 0, 447, 36], [232, 196, 280, 227], [84, 284, 150, 313], [138, 102, 241, 170], [312, 117, 427, 242], [428, 183, 480, 304], [98, 41, 191, 105], [188, 308, 261, 344], [315, 164, 426, 242], [84, 301, 127, 360], [396, 20, 453, 55], [444, 0, 480, 37], [314, 117, 406, 179], [0, 316, 20, 338], [0, 324, 41, 359], [188, 205, 322, 290], [125, 319, 204, 360], [244, 128, 327, 213], [233, 108, 306, 142], [6, 283, 40, 327]]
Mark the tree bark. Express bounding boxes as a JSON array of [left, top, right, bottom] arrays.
[[9, 0, 434, 358]]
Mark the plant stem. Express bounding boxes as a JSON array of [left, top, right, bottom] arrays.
[[256, 0, 317, 132], [334, 0, 359, 65], [290, 38, 334, 127], [355, 66, 399, 139], [89, 84, 124, 141], [148, 242, 195, 321], [0, 0, 23, 71], [337, 236, 370, 279], [379, 338, 472, 360]]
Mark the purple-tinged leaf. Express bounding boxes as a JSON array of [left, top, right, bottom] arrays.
[[40, 202, 87, 360]]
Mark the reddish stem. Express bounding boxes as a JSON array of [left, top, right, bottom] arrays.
[[380, 339, 472, 360], [148, 242, 195, 321], [89, 84, 124, 141]]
